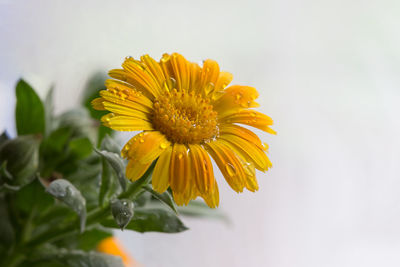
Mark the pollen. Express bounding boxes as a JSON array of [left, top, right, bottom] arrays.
[[152, 89, 218, 144]]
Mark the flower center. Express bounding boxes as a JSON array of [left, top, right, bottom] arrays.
[[152, 89, 218, 144]]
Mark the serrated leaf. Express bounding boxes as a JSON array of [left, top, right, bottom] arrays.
[[15, 79, 45, 135], [144, 185, 178, 214], [101, 208, 188, 233], [46, 179, 86, 232], [111, 199, 134, 230], [95, 149, 126, 191]]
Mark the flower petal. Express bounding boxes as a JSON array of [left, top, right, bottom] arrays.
[[219, 110, 276, 135], [126, 160, 151, 182], [189, 144, 215, 195], [169, 143, 189, 194], [91, 97, 106, 110], [140, 54, 167, 89], [101, 114, 153, 131], [152, 145, 172, 193], [213, 85, 259, 117], [204, 141, 247, 193], [219, 134, 272, 171], [202, 180, 219, 208], [219, 124, 264, 151], [104, 79, 153, 110], [121, 131, 170, 164]]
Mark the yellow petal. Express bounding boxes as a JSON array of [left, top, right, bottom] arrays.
[[140, 54, 167, 90], [200, 59, 220, 97], [189, 144, 215, 195], [214, 71, 233, 92], [126, 159, 152, 182], [219, 134, 272, 171], [91, 97, 106, 110], [202, 180, 219, 208], [204, 141, 246, 193], [235, 153, 259, 192], [101, 114, 153, 131], [170, 53, 191, 92], [121, 131, 170, 164], [219, 110, 276, 135], [152, 145, 172, 193], [213, 85, 259, 117], [169, 144, 189, 193], [219, 124, 264, 151], [102, 101, 150, 119], [104, 79, 153, 109], [101, 114, 152, 131], [122, 57, 163, 98]]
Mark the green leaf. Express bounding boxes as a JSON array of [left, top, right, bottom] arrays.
[[15, 79, 45, 135], [56, 109, 97, 142], [0, 161, 13, 181], [98, 158, 121, 207], [81, 72, 112, 146], [110, 199, 134, 230], [102, 208, 188, 233], [76, 227, 112, 251], [100, 135, 120, 154], [144, 185, 178, 214], [95, 149, 126, 191], [0, 198, 15, 246], [0, 131, 10, 146], [46, 179, 87, 232], [68, 137, 93, 160], [34, 248, 124, 267], [44, 86, 54, 136], [0, 135, 40, 186], [16, 178, 53, 213]]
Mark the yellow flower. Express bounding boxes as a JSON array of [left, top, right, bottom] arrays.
[[92, 53, 275, 208]]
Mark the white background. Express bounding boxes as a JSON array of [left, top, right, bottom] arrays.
[[1, 0, 400, 266]]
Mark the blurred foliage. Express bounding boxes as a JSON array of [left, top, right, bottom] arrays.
[[0, 77, 225, 267]]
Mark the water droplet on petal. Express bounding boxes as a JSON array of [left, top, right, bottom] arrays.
[[225, 163, 236, 177], [139, 138, 144, 143], [160, 143, 168, 149], [262, 143, 269, 151], [178, 153, 183, 160]]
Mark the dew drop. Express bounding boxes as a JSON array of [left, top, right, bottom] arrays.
[[178, 153, 183, 160], [262, 143, 269, 151], [225, 163, 236, 177], [160, 143, 168, 149], [139, 138, 144, 143]]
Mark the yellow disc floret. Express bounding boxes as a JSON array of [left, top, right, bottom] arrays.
[[152, 89, 218, 144]]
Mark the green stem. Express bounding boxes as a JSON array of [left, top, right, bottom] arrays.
[[26, 161, 155, 248]]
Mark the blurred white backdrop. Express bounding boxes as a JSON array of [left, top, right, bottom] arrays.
[[2, 0, 400, 266]]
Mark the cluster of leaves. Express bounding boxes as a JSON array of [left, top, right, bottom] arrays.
[[0, 77, 222, 267]]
